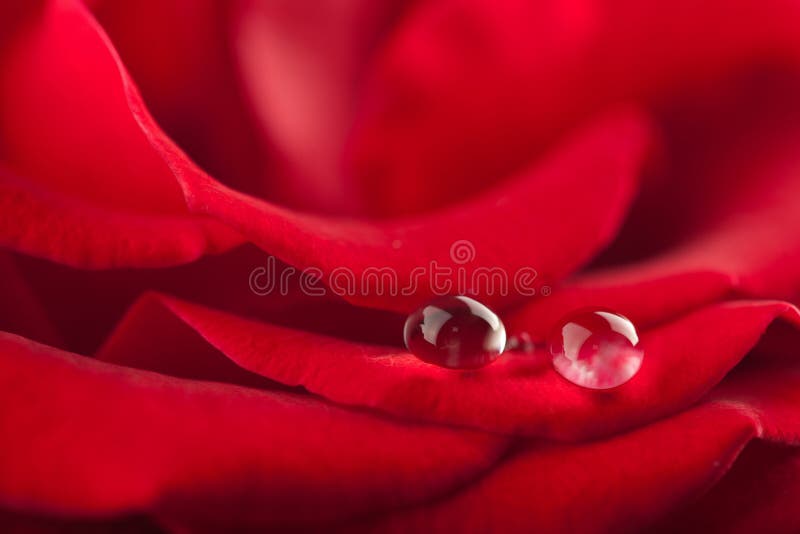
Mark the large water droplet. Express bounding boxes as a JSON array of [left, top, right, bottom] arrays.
[[548, 308, 643, 389], [404, 296, 506, 369]]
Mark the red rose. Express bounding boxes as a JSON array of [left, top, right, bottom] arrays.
[[2, 0, 800, 531]]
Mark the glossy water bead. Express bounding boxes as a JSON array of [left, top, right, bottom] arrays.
[[547, 308, 643, 389], [404, 296, 507, 369]]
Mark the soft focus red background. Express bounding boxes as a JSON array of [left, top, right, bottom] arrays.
[[2, 0, 800, 532]]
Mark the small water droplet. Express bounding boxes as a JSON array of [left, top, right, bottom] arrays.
[[547, 308, 643, 389], [404, 296, 506, 369], [506, 332, 535, 353]]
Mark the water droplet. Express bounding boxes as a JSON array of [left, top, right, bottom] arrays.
[[505, 332, 535, 353], [404, 296, 506, 369], [547, 308, 643, 389]]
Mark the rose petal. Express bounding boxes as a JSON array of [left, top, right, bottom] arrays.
[[507, 85, 800, 338], [17, 313, 799, 531], [5, 245, 405, 356], [99, 294, 800, 438], [89, 0, 269, 201], [0, 252, 61, 347], [179, 111, 650, 312], [0, 509, 159, 533], [359, 403, 768, 533], [0, 0, 184, 214], [654, 324, 800, 532], [0, 169, 240, 269], [655, 441, 800, 533], [0, 0, 651, 313], [0, 332, 506, 525], [163, 393, 800, 532], [348, 0, 800, 215], [362, 340, 800, 531], [0, 0, 242, 268], [229, 0, 408, 213]]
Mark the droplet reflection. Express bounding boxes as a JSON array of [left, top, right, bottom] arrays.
[[547, 308, 643, 389]]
